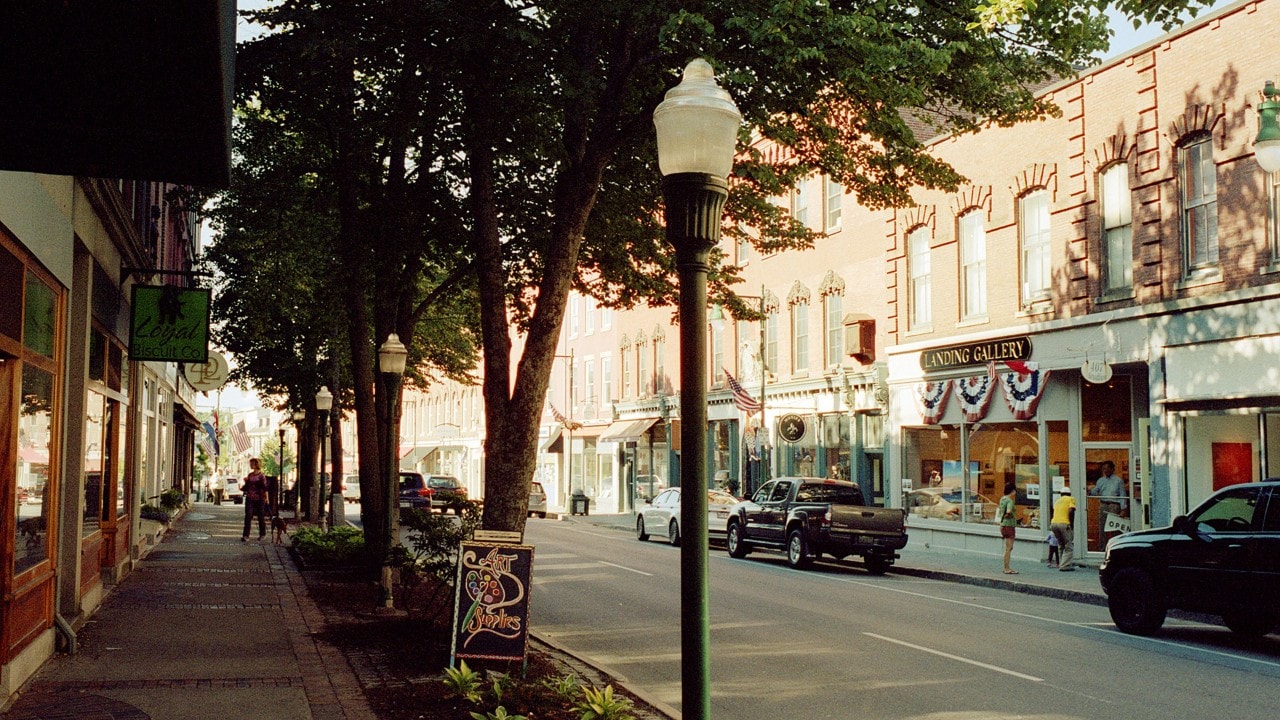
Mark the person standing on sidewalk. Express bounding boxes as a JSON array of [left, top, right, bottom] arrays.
[[998, 481, 1019, 574], [242, 458, 269, 542], [1051, 484, 1076, 571]]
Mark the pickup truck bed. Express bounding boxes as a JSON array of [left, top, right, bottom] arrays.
[[725, 477, 908, 574]]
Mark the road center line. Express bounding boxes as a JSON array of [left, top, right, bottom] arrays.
[[597, 560, 652, 576], [828, 574, 1280, 670], [864, 632, 1044, 682]]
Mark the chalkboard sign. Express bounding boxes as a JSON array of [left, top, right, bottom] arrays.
[[450, 542, 534, 663]]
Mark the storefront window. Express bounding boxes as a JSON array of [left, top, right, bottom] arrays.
[[84, 391, 105, 536], [15, 364, 54, 575], [781, 416, 817, 476], [710, 420, 734, 488], [23, 272, 57, 358], [902, 426, 962, 520], [820, 413, 850, 479], [904, 421, 1053, 530]]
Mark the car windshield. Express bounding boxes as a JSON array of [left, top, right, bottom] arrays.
[[428, 477, 459, 489], [796, 483, 863, 505]]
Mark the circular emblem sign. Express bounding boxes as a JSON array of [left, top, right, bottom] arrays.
[[1081, 358, 1113, 384], [777, 414, 807, 443], [184, 350, 229, 391]]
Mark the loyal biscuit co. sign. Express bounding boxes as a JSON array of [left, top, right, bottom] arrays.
[[919, 336, 1032, 372]]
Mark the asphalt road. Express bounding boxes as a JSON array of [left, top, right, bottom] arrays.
[[524, 519, 1280, 720]]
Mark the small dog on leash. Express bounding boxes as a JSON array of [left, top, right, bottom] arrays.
[[271, 515, 289, 544]]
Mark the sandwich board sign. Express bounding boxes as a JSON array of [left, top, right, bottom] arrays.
[[449, 541, 534, 665]]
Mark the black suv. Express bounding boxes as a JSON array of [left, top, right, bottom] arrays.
[[1100, 480, 1280, 636]]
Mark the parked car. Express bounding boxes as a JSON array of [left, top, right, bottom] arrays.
[[223, 477, 243, 504], [725, 477, 909, 574], [343, 475, 361, 503], [635, 475, 667, 502], [425, 474, 467, 513], [636, 487, 740, 546], [1100, 480, 1280, 637], [398, 472, 433, 510], [528, 481, 548, 518], [907, 487, 1000, 521]]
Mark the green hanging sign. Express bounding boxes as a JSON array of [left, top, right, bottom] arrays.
[[128, 285, 211, 363]]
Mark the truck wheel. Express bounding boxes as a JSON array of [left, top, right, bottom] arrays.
[[1107, 568, 1166, 635], [1223, 611, 1277, 637], [726, 522, 749, 558], [864, 555, 891, 575], [636, 516, 649, 542], [668, 519, 681, 547], [786, 530, 812, 569]]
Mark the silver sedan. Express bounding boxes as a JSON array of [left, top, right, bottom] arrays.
[[635, 487, 740, 546]]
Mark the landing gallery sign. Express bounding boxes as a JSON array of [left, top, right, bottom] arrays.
[[129, 285, 211, 363], [920, 336, 1032, 372]]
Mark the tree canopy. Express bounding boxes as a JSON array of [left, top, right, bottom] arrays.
[[224, 0, 1210, 535]]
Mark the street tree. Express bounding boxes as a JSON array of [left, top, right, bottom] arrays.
[[235, 0, 1209, 535]]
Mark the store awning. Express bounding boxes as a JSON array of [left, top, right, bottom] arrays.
[[401, 446, 440, 465], [539, 427, 563, 454], [600, 417, 660, 444]]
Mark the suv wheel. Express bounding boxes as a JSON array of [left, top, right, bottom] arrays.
[[726, 522, 749, 558], [636, 516, 649, 542], [1107, 568, 1166, 635], [786, 529, 812, 569], [1222, 610, 1277, 637], [668, 519, 681, 547]]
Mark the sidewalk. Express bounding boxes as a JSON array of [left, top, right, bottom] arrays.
[[2, 502, 372, 720], [560, 511, 1109, 606]]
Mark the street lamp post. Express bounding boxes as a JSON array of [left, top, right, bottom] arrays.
[[378, 333, 408, 614], [654, 58, 741, 720], [1256, 80, 1280, 173], [315, 386, 333, 526], [291, 410, 305, 514], [277, 424, 286, 514]]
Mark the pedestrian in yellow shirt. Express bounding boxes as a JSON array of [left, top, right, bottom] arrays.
[[1050, 485, 1076, 571]]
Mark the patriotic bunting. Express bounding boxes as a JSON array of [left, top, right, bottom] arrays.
[[999, 368, 1051, 420], [952, 375, 997, 423], [914, 381, 951, 425]]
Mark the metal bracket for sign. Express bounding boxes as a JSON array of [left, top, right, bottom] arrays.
[[120, 267, 213, 284]]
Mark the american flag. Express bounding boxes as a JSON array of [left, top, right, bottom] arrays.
[[231, 419, 251, 454], [724, 368, 763, 414], [201, 420, 220, 457]]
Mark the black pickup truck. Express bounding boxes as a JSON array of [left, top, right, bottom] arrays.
[[725, 477, 908, 574]]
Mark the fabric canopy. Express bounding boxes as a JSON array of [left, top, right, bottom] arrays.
[[599, 417, 660, 444]]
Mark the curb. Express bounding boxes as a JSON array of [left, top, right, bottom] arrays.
[[889, 566, 1109, 606], [530, 633, 680, 720]]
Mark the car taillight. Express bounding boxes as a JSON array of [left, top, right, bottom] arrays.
[[821, 509, 832, 526], [419, 488, 433, 497]]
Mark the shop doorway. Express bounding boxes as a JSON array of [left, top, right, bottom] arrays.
[[1083, 445, 1133, 554]]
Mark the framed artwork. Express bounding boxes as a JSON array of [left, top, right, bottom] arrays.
[[1211, 442, 1254, 491]]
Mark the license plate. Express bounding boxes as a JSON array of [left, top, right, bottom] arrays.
[[716, 511, 729, 518]]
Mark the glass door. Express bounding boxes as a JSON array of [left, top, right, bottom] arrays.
[[1084, 445, 1132, 554]]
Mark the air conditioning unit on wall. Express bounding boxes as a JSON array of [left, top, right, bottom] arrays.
[[843, 314, 875, 363]]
